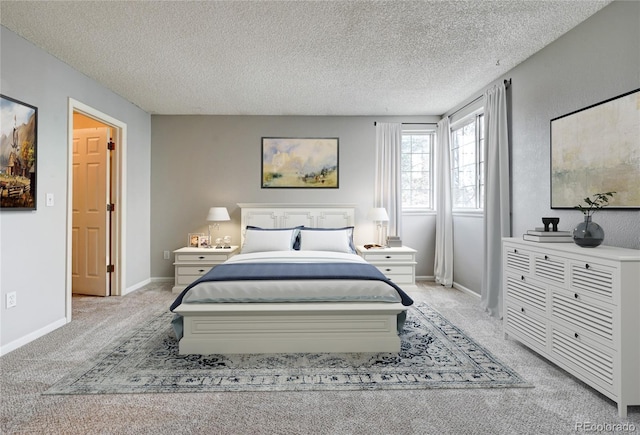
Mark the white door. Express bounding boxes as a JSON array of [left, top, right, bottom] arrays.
[[72, 127, 110, 296]]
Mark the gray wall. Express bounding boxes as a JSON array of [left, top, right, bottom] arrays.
[[150, 115, 438, 279], [0, 27, 151, 352], [449, 0, 640, 295]]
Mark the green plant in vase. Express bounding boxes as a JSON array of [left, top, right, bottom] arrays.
[[573, 191, 616, 247]]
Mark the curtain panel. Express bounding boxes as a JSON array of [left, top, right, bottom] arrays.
[[374, 123, 403, 238], [434, 118, 454, 287], [481, 82, 511, 318]]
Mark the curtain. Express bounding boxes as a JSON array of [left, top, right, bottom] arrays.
[[481, 82, 511, 318], [434, 118, 453, 287], [374, 123, 403, 237]]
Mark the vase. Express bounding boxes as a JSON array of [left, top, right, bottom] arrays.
[[572, 216, 604, 248]]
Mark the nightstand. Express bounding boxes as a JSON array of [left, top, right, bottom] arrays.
[[172, 246, 239, 293], [356, 245, 417, 287]]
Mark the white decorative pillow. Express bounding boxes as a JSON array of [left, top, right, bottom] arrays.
[[299, 228, 353, 253], [241, 229, 296, 253]]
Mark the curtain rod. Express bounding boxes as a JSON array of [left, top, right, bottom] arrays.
[[373, 122, 437, 126], [448, 78, 512, 120]]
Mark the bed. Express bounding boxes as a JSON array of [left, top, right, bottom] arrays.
[[170, 204, 413, 355]]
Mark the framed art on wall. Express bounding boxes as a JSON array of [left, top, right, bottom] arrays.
[[261, 137, 339, 188], [550, 88, 640, 209], [1, 95, 38, 210]]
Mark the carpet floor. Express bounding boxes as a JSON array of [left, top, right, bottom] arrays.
[[44, 303, 528, 395], [1, 282, 638, 435]]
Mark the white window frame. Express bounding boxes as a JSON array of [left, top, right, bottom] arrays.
[[401, 127, 435, 213], [450, 109, 485, 214]]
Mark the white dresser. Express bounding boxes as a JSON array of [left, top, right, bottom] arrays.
[[172, 246, 238, 293], [502, 237, 640, 417], [356, 245, 417, 287]]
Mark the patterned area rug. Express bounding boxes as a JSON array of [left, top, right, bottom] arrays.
[[45, 303, 530, 394]]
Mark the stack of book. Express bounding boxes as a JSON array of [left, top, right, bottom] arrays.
[[523, 228, 573, 243]]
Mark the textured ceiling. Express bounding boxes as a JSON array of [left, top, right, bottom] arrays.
[[1, 0, 612, 116]]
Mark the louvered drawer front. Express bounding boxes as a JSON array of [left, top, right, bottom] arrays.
[[551, 328, 614, 388], [505, 275, 546, 312], [505, 306, 546, 348], [534, 255, 565, 284], [552, 293, 613, 342], [505, 248, 530, 273], [571, 263, 615, 300]]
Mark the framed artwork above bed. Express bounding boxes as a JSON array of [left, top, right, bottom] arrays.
[[550, 88, 640, 209], [261, 137, 339, 188]]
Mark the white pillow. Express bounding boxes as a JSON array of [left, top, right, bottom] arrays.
[[241, 229, 296, 253], [299, 229, 352, 253]]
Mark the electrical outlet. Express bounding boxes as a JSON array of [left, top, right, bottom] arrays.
[[6, 292, 17, 309], [163, 250, 170, 260]]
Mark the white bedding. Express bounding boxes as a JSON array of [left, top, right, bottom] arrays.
[[181, 250, 403, 304]]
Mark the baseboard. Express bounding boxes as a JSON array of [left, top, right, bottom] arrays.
[[124, 278, 151, 295], [453, 281, 481, 299], [0, 317, 67, 356], [416, 275, 435, 281], [151, 277, 174, 282]]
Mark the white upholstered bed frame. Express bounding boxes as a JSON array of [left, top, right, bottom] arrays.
[[173, 203, 407, 355]]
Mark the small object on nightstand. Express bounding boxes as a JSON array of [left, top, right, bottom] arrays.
[[386, 236, 402, 247]]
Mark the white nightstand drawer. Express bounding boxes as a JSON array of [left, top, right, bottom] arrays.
[[376, 265, 413, 275], [176, 253, 230, 263], [177, 266, 212, 276], [362, 252, 415, 262]]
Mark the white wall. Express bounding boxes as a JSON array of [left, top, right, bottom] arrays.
[[447, 0, 640, 295], [149, 115, 439, 279], [0, 27, 152, 354]]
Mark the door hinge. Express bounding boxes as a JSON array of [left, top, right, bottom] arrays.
[[107, 265, 115, 273], [107, 203, 115, 212], [107, 140, 115, 151]]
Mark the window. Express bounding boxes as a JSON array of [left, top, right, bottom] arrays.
[[450, 112, 484, 210], [401, 130, 434, 209]]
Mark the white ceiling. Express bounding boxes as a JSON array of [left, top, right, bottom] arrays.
[[1, 0, 612, 116]]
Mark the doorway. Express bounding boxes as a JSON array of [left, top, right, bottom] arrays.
[[72, 117, 111, 296], [66, 99, 127, 321]]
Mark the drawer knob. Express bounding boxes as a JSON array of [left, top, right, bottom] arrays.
[[198, 269, 205, 273], [385, 268, 392, 272], [544, 255, 549, 260], [198, 256, 205, 259], [385, 255, 392, 259], [574, 293, 579, 299], [521, 307, 525, 313], [521, 275, 525, 281], [585, 263, 590, 269], [574, 332, 579, 339], [514, 249, 518, 253]]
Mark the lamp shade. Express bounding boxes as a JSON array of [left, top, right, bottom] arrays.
[[206, 207, 230, 222], [367, 207, 389, 222]]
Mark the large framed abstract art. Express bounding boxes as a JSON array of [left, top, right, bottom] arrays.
[[1, 95, 38, 210], [550, 88, 640, 209], [261, 137, 339, 188]]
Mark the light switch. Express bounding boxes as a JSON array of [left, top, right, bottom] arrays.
[[46, 193, 54, 207]]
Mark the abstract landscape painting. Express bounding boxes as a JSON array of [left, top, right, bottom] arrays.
[[551, 89, 639, 209], [262, 137, 338, 188]]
